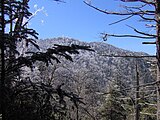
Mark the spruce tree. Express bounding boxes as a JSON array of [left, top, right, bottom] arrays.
[[98, 81, 127, 120]]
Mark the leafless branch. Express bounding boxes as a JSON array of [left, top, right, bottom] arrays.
[[139, 14, 157, 22], [84, 1, 155, 16], [121, 0, 155, 5], [122, 4, 155, 15], [99, 54, 156, 58], [145, 24, 156, 28], [126, 25, 157, 37], [101, 80, 158, 95], [109, 15, 134, 25], [101, 33, 156, 40], [121, 3, 148, 9], [53, 0, 66, 3], [139, 0, 155, 5]]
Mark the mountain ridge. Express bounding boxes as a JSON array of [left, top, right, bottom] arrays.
[[29, 37, 155, 88], [37, 37, 149, 56]]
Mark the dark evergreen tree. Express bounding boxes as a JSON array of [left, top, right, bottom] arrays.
[[0, 0, 93, 120], [98, 81, 127, 120]]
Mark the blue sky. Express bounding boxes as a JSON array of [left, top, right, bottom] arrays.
[[28, 0, 156, 55]]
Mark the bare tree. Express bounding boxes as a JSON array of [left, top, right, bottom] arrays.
[[84, 0, 158, 62], [84, 0, 160, 119]]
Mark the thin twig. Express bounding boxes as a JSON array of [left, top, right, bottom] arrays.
[[126, 24, 157, 37], [109, 15, 134, 25], [139, 14, 157, 22], [102, 80, 158, 95], [101, 33, 156, 39], [84, 1, 155, 16], [99, 54, 156, 58]]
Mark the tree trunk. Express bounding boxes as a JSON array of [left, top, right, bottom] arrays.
[[156, 1, 160, 67], [135, 60, 140, 120], [0, 0, 6, 120], [156, 1, 160, 120], [157, 65, 160, 120]]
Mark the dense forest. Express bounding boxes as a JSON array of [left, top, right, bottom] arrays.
[[0, 0, 160, 120]]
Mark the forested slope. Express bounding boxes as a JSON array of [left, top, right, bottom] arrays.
[[24, 37, 156, 119]]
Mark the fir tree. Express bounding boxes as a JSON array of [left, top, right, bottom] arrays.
[[98, 81, 127, 120]]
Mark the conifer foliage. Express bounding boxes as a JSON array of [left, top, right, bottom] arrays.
[[0, 0, 93, 120], [98, 81, 127, 120]]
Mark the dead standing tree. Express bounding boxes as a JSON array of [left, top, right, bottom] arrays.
[[84, 0, 157, 63], [84, 0, 160, 120]]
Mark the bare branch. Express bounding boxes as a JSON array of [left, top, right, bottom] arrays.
[[53, 0, 66, 3], [122, 4, 155, 15], [99, 54, 156, 58], [145, 24, 156, 28], [139, 14, 157, 22], [102, 80, 158, 95], [101, 33, 156, 40], [109, 15, 134, 25], [126, 24, 157, 37], [138, 0, 155, 5], [121, 0, 155, 5], [84, 1, 155, 16], [121, 3, 148, 9]]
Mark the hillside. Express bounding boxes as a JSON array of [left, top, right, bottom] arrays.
[[26, 37, 156, 119], [34, 37, 155, 86]]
